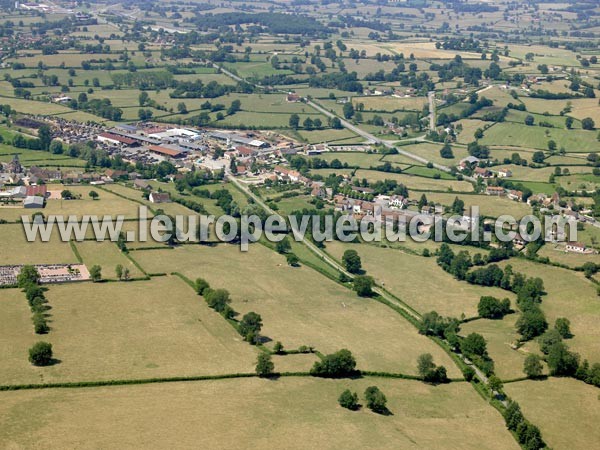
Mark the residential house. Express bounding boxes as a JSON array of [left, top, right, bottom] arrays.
[[486, 186, 506, 196], [149, 192, 171, 204], [497, 168, 513, 178], [507, 190, 523, 202]]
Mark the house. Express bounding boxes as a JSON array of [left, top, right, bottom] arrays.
[[527, 194, 546, 206], [389, 195, 407, 209], [25, 185, 48, 198], [458, 156, 479, 171], [148, 145, 184, 159], [486, 186, 506, 196], [274, 165, 301, 183], [513, 233, 527, 247], [105, 169, 128, 179], [149, 192, 171, 204], [286, 92, 301, 102], [23, 195, 45, 208], [235, 165, 247, 175], [310, 182, 327, 199], [497, 168, 513, 178], [474, 167, 492, 178], [134, 179, 150, 190], [565, 242, 587, 253], [507, 190, 523, 202]]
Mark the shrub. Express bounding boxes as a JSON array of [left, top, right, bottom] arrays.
[[364, 386, 387, 413], [310, 349, 357, 378], [255, 352, 274, 377], [195, 278, 210, 295]]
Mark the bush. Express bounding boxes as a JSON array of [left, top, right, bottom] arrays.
[[338, 389, 359, 410], [32, 313, 49, 334], [195, 278, 210, 295], [255, 352, 274, 377], [28, 341, 53, 366]]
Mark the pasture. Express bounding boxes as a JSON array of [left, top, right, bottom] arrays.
[[325, 241, 515, 319], [353, 169, 474, 192], [423, 192, 532, 219], [505, 378, 600, 450], [0, 224, 76, 265], [0, 277, 257, 385], [0, 377, 518, 450], [131, 243, 460, 376]]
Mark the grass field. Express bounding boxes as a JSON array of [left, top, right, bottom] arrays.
[[536, 243, 600, 268], [354, 169, 474, 192], [460, 315, 544, 380], [0, 224, 77, 265], [497, 259, 600, 364], [131, 243, 460, 376], [0, 277, 257, 385], [480, 122, 599, 152], [325, 241, 515, 319], [73, 241, 144, 280], [390, 142, 470, 165], [352, 96, 427, 112], [423, 192, 532, 219], [505, 378, 600, 450], [0, 377, 518, 449]]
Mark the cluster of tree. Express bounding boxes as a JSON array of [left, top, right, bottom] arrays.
[[310, 349, 357, 378], [477, 296, 511, 319], [68, 97, 123, 121], [504, 402, 545, 450], [417, 353, 449, 383], [430, 56, 483, 85], [196, 278, 262, 344], [191, 12, 329, 35], [111, 71, 173, 89], [170, 80, 238, 98], [18, 266, 50, 335], [308, 72, 363, 93], [342, 249, 362, 274]]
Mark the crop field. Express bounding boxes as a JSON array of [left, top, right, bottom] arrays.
[[497, 259, 600, 364], [0, 377, 518, 449], [480, 122, 599, 152], [325, 242, 514, 319], [131, 243, 460, 376], [505, 378, 600, 450], [0, 277, 257, 386], [353, 169, 474, 192]]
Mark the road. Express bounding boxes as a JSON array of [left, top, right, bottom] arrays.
[[428, 91, 436, 131]]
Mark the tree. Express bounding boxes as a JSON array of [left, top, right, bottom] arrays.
[[17, 265, 40, 288], [255, 352, 274, 377], [331, 117, 343, 129], [532, 151, 545, 164], [227, 99, 241, 115], [342, 249, 362, 274], [205, 288, 230, 312], [88, 190, 99, 201], [195, 278, 210, 295], [115, 264, 123, 280], [364, 386, 387, 414], [49, 140, 63, 154], [177, 102, 188, 114], [38, 124, 52, 150], [565, 116, 573, 129], [504, 401, 524, 431], [474, 128, 484, 139], [239, 311, 262, 344], [273, 341, 284, 354], [89, 265, 102, 282], [338, 389, 359, 410], [547, 140, 556, 152], [477, 296, 511, 319], [538, 329, 562, 354], [122, 268, 130, 281], [582, 117, 595, 130], [440, 143, 454, 158], [546, 342, 579, 376], [28, 341, 53, 366], [523, 354, 543, 378], [524, 115, 534, 126], [61, 190, 74, 200], [516, 308, 548, 340], [343, 102, 355, 119], [276, 236, 291, 254], [303, 117, 314, 130], [554, 318, 572, 338], [460, 333, 487, 357], [417, 353, 435, 378], [488, 375, 503, 393], [139, 91, 149, 106], [289, 113, 300, 129], [353, 275, 374, 297], [32, 312, 49, 334], [286, 253, 300, 267], [310, 349, 357, 377]]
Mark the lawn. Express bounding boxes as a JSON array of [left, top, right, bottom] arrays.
[[0, 377, 518, 449], [0, 277, 257, 385], [131, 243, 460, 376], [505, 378, 600, 450], [325, 241, 515, 319]]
